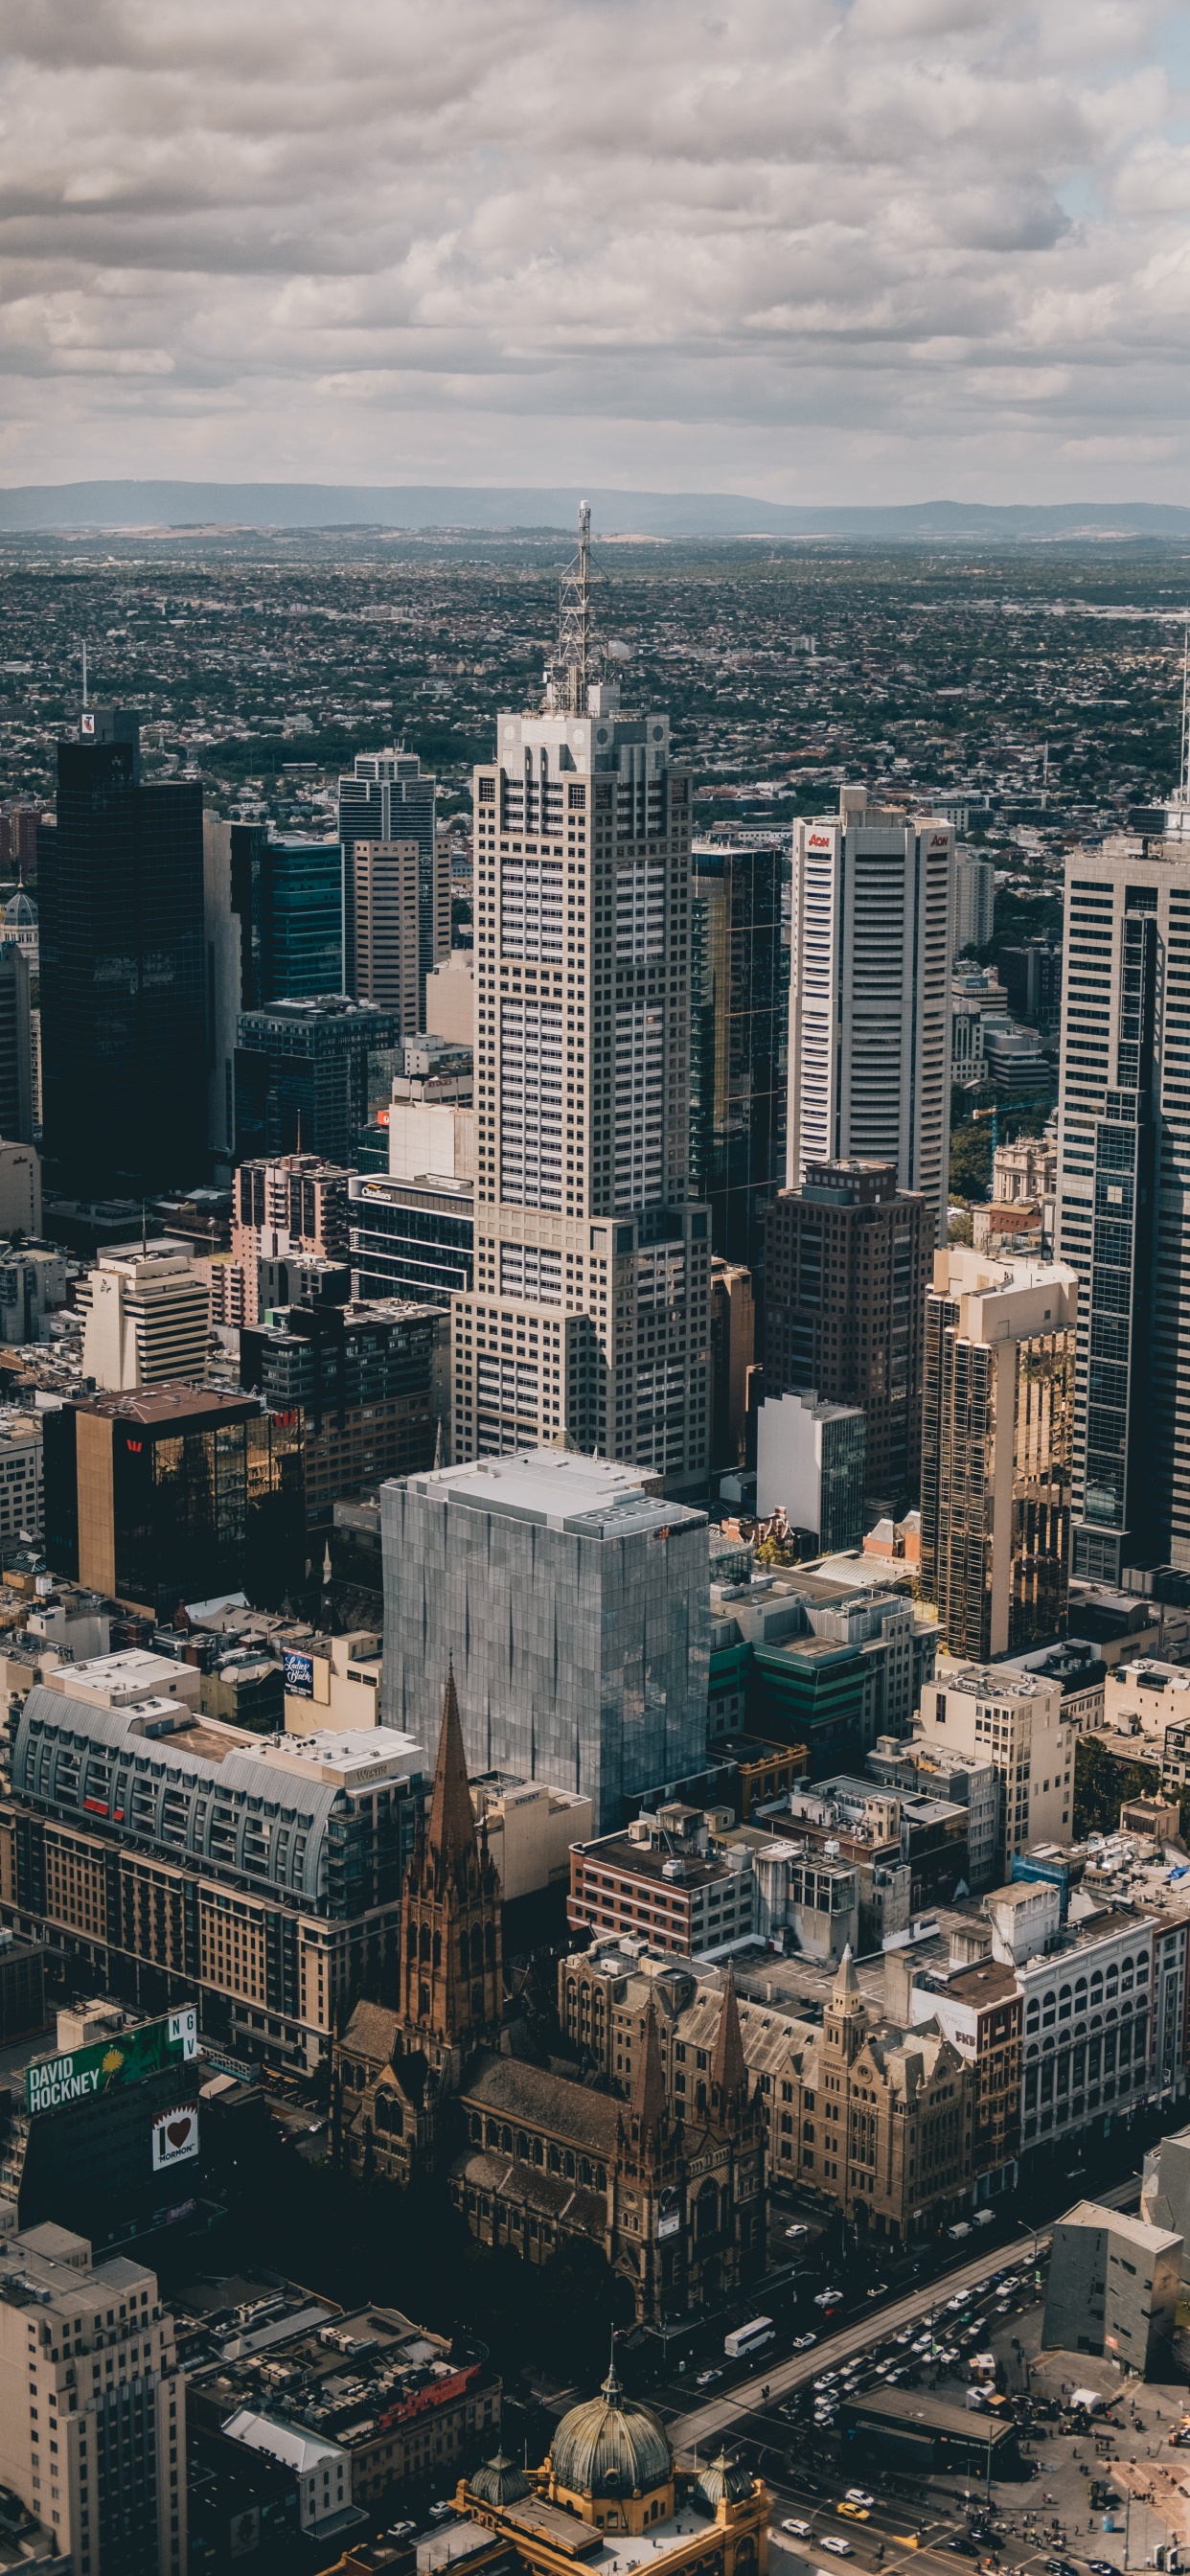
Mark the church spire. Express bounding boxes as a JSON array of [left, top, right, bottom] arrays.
[[832, 1942, 860, 2006], [710, 1966, 748, 2115], [426, 1664, 480, 1884], [630, 1999, 667, 2136]]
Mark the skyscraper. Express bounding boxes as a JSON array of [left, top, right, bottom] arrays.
[[0, 939, 34, 1143], [787, 790, 955, 1243], [1055, 834, 1190, 1581], [450, 507, 711, 1490], [382, 1449, 710, 1830], [234, 995, 400, 1165], [689, 831, 789, 1272], [338, 749, 446, 1014], [764, 1158, 931, 1509], [41, 707, 207, 1191], [920, 1245, 1078, 1660]]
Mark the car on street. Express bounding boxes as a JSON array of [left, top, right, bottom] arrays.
[[786, 2224, 811, 2241], [946, 2294, 967, 2312], [944, 2542, 975, 2556], [837, 2505, 869, 2521], [783, 2521, 812, 2538], [865, 2282, 889, 2298], [844, 2494, 874, 2508], [429, 2504, 455, 2521], [696, 2368, 724, 2388], [1087, 2562, 1117, 2572], [792, 2333, 817, 2350], [386, 2527, 417, 2544], [821, 2540, 853, 2557], [813, 2288, 844, 2309]]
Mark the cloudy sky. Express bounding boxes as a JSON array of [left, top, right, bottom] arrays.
[[2, 0, 1189, 501]]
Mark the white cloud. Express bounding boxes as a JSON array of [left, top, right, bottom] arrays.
[[0, 0, 1186, 498]]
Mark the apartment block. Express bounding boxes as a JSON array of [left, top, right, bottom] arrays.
[[0, 2220, 185, 2576], [0, 1649, 427, 2071], [918, 1666, 1073, 1872], [921, 1246, 1079, 1661], [232, 1152, 353, 1327]]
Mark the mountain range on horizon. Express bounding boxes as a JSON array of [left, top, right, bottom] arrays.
[[1, 480, 1190, 540]]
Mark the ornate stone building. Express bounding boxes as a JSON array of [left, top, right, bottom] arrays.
[[560, 1938, 977, 2245], [456, 2358, 767, 2575], [333, 1674, 767, 2319]]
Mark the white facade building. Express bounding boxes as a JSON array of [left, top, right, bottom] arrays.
[[787, 789, 955, 1243], [756, 1386, 867, 1554], [77, 1244, 210, 1391]]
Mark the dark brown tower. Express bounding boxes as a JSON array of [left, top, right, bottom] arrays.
[[400, 1667, 502, 2065], [709, 1966, 749, 2128]]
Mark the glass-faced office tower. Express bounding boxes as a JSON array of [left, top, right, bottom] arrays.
[[41, 707, 206, 1192], [1056, 829, 1190, 1583], [449, 508, 711, 1494]]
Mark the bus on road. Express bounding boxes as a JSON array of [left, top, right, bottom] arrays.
[[723, 2316, 774, 2361]]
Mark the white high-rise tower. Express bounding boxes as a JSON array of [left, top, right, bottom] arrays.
[[448, 509, 711, 1492], [787, 788, 955, 1243]]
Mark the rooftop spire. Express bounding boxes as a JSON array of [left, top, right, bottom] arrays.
[[710, 1965, 748, 2108], [547, 502, 598, 716], [833, 1942, 859, 2001], [629, 1997, 667, 2135], [426, 1663, 479, 1873]]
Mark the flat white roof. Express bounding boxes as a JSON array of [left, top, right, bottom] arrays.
[[222, 2405, 346, 2475], [404, 1447, 705, 1538]]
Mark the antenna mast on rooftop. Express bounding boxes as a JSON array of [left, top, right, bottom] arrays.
[[547, 502, 599, 715]]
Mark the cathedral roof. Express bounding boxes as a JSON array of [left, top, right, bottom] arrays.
[[339, 1999, 400, 2065], [461, 2054, 621, 2153], [551, 2361, 672, 2500]]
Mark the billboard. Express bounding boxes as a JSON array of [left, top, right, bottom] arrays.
[[656, 2184, 682, 2242], [284, 1648, 315, 1699], [26, 2007, 197, 2113], [151, 2104, 199, 2172]]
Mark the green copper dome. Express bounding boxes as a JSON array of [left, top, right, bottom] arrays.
[[470, 2450, 532, 2507], [696, 2446, 754, 2509], [551, 2362, 672, 2499]]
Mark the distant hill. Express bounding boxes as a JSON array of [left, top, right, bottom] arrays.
[[2, 480, 1190, 540]]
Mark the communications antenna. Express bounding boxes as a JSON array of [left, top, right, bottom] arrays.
[[546, 502, 601, 714], [81, 640, 88, 709]]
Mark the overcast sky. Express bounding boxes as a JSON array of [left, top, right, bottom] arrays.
[[2, 0, 1189, 502]]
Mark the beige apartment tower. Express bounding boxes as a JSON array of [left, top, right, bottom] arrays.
[[352, 838, 422, 1032], [921, 1245, 1078, 1662], [450, 510, 711, 1491], [0, 2221, 185, 2574]]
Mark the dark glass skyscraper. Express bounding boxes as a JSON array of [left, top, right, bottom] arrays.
[[690, 834, 789, 1275], [231, 827, 343, 1003], [234, 995, 400, 1164], [41, 709, 206, 1191]]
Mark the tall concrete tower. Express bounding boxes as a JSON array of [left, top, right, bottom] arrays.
[[1055, 830, 1190, 1584], [448, 509, 711, 1494], [787, 790, 955, 1243]]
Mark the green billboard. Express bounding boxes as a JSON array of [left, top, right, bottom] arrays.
[[25, 2007, 198, 2113]]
